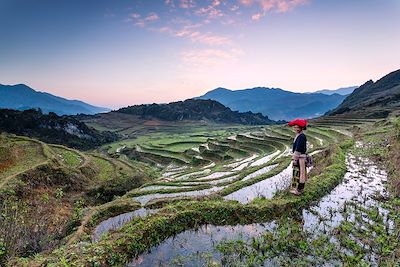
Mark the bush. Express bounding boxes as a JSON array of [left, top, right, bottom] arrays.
[[394, 118, 400, 139]]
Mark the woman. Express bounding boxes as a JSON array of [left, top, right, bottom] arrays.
[[288, 119, 308, 195]]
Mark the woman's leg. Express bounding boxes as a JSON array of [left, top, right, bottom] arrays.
[[299, 158, 306, 183]]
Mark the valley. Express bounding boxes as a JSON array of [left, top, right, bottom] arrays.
[[1, 113, 398, 266]]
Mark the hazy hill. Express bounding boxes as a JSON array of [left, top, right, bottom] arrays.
[[0, 83, 110, 115], [329, 69, 400, 118], [313, 86, 357, 95], [0, 109, 117, 149], [197, 87, 347, 121], [116, 99, 276, 125]]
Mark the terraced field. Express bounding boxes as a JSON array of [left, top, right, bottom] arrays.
[[5, 117, 400, 266], [0, 133, 156, 265]]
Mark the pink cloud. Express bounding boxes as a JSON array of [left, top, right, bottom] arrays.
[[150, 26, 173, 34], [195, 5, 224, 19], [175, 28, 231, 45], [251, 12, 263, 20], [145, 12, 159, 21], [212, 0, 221, 7]]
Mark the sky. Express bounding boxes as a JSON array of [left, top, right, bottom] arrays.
[[0, 0, 399, 108]]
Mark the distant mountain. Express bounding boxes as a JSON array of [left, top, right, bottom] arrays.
[[197, 87, 347, 121], [0, 108, 118, 149], [313, 86, 357, 95], [0, 83, 110, 115], [328, 69, 400, 118], [116, 99, 276, 125]]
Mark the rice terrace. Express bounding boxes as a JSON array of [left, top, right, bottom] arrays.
[[0, 0, 400, 266]]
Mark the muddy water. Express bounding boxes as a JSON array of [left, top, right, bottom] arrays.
[[127, 151, 390, 266]]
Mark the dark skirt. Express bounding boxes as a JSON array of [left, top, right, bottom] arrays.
[[291, 161, 307, 189]]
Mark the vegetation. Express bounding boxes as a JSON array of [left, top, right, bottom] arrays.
[[117, 99, 276, 125], [1, 114, 399, 267], [0, 134, 156, 264], [0, 108, 117, 149], [329, 69, 400, 117]]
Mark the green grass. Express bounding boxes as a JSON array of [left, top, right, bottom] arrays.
[[90, 155, 116, 181], [0, 139, 48, 181], [51, 146, 83, 168]]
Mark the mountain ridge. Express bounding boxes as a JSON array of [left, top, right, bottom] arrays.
[[0, 83, 110, 115], [115, 98, 277, 125], [328, 69, 400, 118], [197, 86, 347, 121]]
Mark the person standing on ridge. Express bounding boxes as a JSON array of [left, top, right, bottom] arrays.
[[288, 119, 308, 195]]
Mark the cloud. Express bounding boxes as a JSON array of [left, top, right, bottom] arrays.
[[180, 0, 196, 9], [181, 48, 243, 67], [175, 29, 232, 45], [150, 26, 173, 34], [195, 5, 224, 19], [130, 13, 141, 19], [251, 12, 263, 20], [165, 0, 175, 7], [239, 0, 309, 13], [230, 5, 240, 11], [144, 12, 159, 21], [134, 21, 145, 27]]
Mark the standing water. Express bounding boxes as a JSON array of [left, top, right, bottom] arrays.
[[126, 151, 389, 266]]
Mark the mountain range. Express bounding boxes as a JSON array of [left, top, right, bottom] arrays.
[[0, 84, 110, 115], [329, 69, 400, 118], [116, 99, 276, 125], [197, 87, 348, 121], [313, 86, 357, 95]]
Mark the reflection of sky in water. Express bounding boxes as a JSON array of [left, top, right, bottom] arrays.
[[174, 169, 211, 180], [139, 185, 193, 191], [224, 154, 258, 169], [128, 222, 277, 267], [133, 186, 227, 205], [93, 208, 158, 241], [303, 154, 389, 234], [250, 150, 281, 167], [196, 171, 233, 180], [127, 152, 391, 266], [223, 164, 292, 204]]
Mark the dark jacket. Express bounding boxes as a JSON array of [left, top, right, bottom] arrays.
[[292, 133, 307, 154]]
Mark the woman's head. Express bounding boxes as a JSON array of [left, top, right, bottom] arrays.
[[288, 119, 308, 133], [294, 125, 305, 133]]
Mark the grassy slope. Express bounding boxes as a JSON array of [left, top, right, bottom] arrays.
[[0, 134, 156, 265]]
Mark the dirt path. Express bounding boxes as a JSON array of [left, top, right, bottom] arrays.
[[66, 208, 98, 245]]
